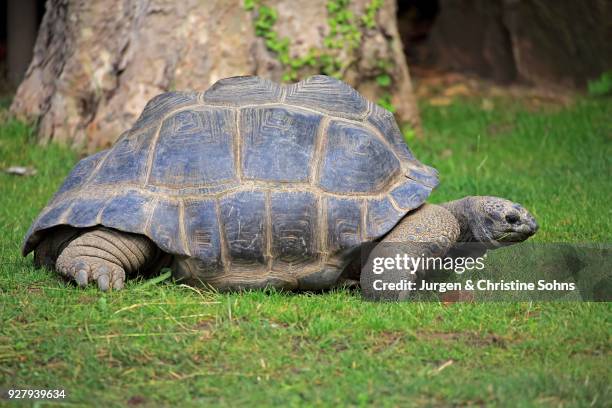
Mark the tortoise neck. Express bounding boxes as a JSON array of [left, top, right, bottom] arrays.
[[440, 197, 474, 242]]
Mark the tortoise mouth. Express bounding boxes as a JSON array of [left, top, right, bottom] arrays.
[[494, 227, 537, 245]]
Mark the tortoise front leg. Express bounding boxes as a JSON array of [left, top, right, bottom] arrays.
[[360, 204, 460, 301], [38, 227, 161, 291]]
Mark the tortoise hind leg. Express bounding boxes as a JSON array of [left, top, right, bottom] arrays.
[[360, 204, 460, 301], [34, 226, 80, 270], [43, 227, 161, 291]]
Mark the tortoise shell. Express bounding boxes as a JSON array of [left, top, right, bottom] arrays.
[[23, 75, 438, 290]]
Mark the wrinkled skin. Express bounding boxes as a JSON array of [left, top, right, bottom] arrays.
[[442, 196, 538, 247]]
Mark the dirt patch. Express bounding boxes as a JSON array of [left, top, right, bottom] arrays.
[[467, 333, 507, 348], [524, 310, 541, 320], [418, 330, 509, 348], [12, 315, 29, 324], [194, 318, 215, 330], [193, 318, 216, 340], [420, 331, 462, 342], [267, 318, 290, 329], [370, 331, 405, 353], [127, 395, 147, 406], [26, 286, 42, 294], [76, 294, 98, 304], [330, 339, 350, 353], [439, 290, 476, 304], [291, 336, 310, 354], [95, 348, 123, 368], [413, 68, 575, 111]]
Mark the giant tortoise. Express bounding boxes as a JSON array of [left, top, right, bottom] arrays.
[[22, 75, 538, 299]]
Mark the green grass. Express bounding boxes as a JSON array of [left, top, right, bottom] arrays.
[[1, 97, 611, 406]]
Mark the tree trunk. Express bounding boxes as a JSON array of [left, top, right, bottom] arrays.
[[426, 0, 612, 87], [11, 0, 420, 151]]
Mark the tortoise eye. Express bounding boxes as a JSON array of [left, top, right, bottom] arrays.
[[505, 213, 520, 224]]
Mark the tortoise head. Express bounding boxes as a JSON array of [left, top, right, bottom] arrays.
[[469, 196, 538, 247]]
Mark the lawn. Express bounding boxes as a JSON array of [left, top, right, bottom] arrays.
[[0, 95, 610, 406]]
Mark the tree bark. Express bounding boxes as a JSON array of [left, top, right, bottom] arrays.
[[11, 0, 420, 151], [426, 0, 612, 87]]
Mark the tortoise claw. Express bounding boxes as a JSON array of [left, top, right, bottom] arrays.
[[97, 275, 110, 292], [94, 264, 125, 292], [56, 256, 125, 291], [96, 267, 110, 291], [75, 269, 89, 287], [111, 276, 125, 290]]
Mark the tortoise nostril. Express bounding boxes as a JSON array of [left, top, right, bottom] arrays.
[[505, 213, 520, 224]]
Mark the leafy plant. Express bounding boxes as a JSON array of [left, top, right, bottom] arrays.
[[375, 59, 396, 112], [377, 92, 395, 113], [401, 123, 416, 141], [243, 0, 257, 11], [326, 0, 361, 51], [375, 73, 391, 87], [587, 70, 612, 97], [361, 0, 384, 29], [244, 0, 394, 110]]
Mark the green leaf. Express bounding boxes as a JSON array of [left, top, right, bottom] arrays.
[[327, 2, 340, 13], [377, 94, 396, 113], [587, 71, 612, 97], [401, 123, 416, 141], [243, 0, 255, 11], [263, 31, 277, 41], [138, 270, 172, 289], [97, 296, 108, 311], [376, 74, 392, 87], [279, 54, 290, 65], [290, 59, 303, 69]]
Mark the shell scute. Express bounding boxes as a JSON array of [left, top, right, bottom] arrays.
[[319, 120, 400, 193], [203, 76, 283, 106], [240, 106, 321, 182], [98, 190, 152, 235], [131, 91, 200, 132], [219, 191, 267, 269], [148, 199, 186, 255], [270, 191, 319, 270], [365, 196, 403, 240], [183, 198, 223, 276], [56, 150, 108, 196], [285, 75, 368, 120], [389, 180, 432, 211], [149, 107, 237, 187], [326, 197, 362, 255]]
